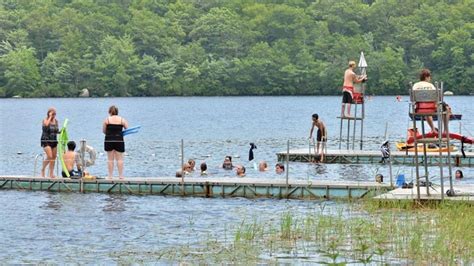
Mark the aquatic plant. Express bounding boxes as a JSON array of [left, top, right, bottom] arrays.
[[132, 200, 473, 264]]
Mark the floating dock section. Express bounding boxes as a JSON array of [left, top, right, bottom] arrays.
[[375, 184, 474, 202], [277, 149, 474, 167], [0, 176, 390, 200]]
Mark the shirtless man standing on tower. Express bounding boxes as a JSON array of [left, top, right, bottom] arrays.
[[342, 61, 367, 117]]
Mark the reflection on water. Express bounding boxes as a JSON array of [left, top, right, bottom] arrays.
[[103, 194, 128, 213], [3, 190, 348, 263], [41, 194, 63, 211]]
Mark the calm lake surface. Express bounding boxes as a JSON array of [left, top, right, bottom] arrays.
[[1, 96, 473, 179], [0, 96, 473, 263]]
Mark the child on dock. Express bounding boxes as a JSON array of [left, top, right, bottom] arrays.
[[309, 114, 327, 163]]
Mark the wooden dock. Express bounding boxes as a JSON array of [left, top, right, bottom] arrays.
[[0, 175, 391, 200], [374, 184, 474, 202], [277, 149, 474, 167]]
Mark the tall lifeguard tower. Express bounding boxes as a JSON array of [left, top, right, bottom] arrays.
[[338, 52, 367, 150], [409, 81, 454, 199]]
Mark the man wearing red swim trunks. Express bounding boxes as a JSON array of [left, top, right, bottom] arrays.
[[342, 60, 367, 117]]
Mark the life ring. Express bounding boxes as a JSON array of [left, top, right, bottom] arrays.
[[83, 145, 97, 167]]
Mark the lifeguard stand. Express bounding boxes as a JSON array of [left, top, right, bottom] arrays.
[[409, 81, 454, 200], [338, 87, 365, 150], [338, 52, 367, 150]]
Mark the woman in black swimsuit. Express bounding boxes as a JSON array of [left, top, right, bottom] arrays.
[[41, 107, 59, 178], [103, 105, 128, 179]]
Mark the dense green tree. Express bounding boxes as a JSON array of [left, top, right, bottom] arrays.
[[189, 7, 254, 58], [93, 35, 140, 96], [0, 0, 472, 97], [0, 43, 41, 97]]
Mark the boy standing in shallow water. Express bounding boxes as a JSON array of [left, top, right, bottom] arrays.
[[309, 114, 327, 163]]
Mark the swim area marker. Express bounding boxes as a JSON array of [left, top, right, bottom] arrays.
[[123, 125, 141, 136], [58, 119, 69, 177]]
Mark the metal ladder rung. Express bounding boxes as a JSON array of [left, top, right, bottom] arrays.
[[337, 116, 363, 120]]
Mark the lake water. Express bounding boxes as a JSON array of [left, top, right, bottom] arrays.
[[1, 96, 473, 180], [0, 96, 473, 263]]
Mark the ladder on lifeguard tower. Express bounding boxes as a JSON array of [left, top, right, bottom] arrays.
[[409, 81, 454, 200], [338, 52, 367, 150]]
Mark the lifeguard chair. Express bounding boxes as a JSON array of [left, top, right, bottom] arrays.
[[409, 81, 454, 199]]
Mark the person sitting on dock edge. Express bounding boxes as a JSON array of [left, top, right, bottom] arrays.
[[309, 114, 327, 163], [342, 60, 367, 117], [62, 141, 82, 178]]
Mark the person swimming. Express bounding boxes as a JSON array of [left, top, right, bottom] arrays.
[[222, 156, 233, 170], [455, 169, 463, 179], [188, 159, 196, 172], [275, 163, 285, 174], [236, 165, 246, 177], [200, 162, 208, 176]]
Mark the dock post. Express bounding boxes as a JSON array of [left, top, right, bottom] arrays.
[[352, 103, 358, 150], [421, 116, 430, 196], [360, 94, 365, 150], [56, 156, 59, 177], [339, 116, 343, 150], [80, 139, 86, 176], [181, 139, 185, 195], [435, 87, 445, 199], [442, 82, 454, 197], [384, 123, 393, 187], [286, 140, 289, 198], [388, 160, 393, 187], [346, 119, 350, 150]]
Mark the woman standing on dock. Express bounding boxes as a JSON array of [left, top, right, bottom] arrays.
[[40, 107, 59, 178], [103, 105, 128, 179]]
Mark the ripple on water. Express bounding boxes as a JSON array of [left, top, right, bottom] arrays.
[[0, 190, 345, 263]]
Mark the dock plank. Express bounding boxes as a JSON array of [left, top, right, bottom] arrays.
[[375, 184, 474, 202], [0, 175, 391, 200]]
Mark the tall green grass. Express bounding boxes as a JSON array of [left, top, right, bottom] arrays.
[[113, 200, 474, 264]]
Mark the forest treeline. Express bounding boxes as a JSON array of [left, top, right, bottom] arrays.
[[0, 0, 473, 97]]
